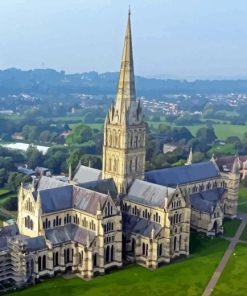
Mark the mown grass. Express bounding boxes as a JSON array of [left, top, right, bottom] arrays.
[[0, 192, 16, 206], [213, 243, 247, 296], [239, 225, 247, 241], [8, 232, 228, 296], [238, 186, 247, 213], [0, 188, 10, 195], [148, 122, 247, 140], [223, 219, 241, 237]]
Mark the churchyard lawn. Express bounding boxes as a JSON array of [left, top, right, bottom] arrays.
[[213, 243, 247, 296], [8, 232, 228, 296], [238, 186, 247, 213], [223, 219, 241, 237]]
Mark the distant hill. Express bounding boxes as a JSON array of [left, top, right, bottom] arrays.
[[1, 68, 247, 97]]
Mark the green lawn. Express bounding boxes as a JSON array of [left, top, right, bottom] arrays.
[[240, 225, 247, 241], [147, 121, 247, 141], [213, 243, 247, 296], [9, 233, 228, 296], [0, 188, 10, 195], [238, 186, 247, 213], [223, 219, 241, 237], [0, 192, 16, 206]]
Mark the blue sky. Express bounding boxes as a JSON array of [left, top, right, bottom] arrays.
[[0, 0, 247, 78]]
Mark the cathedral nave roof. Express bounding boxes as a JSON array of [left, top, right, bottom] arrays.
[[145, 161, 220, 187], [126, 179, 174, 209], [73, 165, 101, 184]]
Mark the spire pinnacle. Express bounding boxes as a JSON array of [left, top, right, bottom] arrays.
[[115, 10, 136, 113], [186, 148, 193, 165]]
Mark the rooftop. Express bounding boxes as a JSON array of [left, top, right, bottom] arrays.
[[145, 161, 220, 187]]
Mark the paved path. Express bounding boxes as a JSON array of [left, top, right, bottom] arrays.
[[0, 207, 15, 219], [237, 212, 247, 222], [202, 220, 246, 296], [238, 200, 247, 205]]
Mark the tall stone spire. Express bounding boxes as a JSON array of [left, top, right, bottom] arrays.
[[102, 11, 146, 195], [115, 9, 136, 114]]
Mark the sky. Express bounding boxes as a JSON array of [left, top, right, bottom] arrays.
[[1, 0, 247, 79]]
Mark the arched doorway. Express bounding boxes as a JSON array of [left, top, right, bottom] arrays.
[[94, 253, 97, 267], [111, 245, 114, 261], [131, 238, 135, 253], [105, 246, 110, 263], [213, 221, 218, 235], [174, 237, 177, 252]]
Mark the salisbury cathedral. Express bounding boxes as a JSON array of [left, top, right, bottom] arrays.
[[0, 12, 240, 289]]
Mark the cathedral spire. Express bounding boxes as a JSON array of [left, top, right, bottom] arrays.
[[186, 148, 193, 165], [115, 10, 136, 113]]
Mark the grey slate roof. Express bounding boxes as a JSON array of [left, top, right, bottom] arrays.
[[73, 165, 101, 184], [0, 224, 19, 251], [73, 186, 108, 215], [190, 188, 226, 214], [126, 179, 175, 208], [11, 235, 47, 252], [79, 178, 118, 200], [123, 214, 162, 238], [33, 185, 73, 213], [45, 224, 95, 246], [33, 178, 108, 215], [145, 161, 220, 187], [37, 176, 68, 191]]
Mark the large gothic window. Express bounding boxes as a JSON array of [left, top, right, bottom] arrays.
[[111, 245, 114, 261], [105, 246, 110, 263]]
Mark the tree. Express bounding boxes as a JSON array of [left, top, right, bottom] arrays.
[[7, 172, 32, 192], [0, 168, 8, 187], [26, 145, 44, 168], [66, 124, 93, 145], [226, 136, 242, 150], [196, 127, 217, 144], [44, 146, 69, 174], [39, 130, 51, 142]]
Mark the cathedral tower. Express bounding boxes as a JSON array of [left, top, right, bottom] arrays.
[[102, 11, 146, 195]]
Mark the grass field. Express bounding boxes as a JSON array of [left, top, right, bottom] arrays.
[[148, 122, 247, 141], [240, 225, 247, 241], [223, 219, 241, 237], [8, 232, 228, 296], [0, 192, 16, 207], [238, 186, 247, 213], [213, 243, 247, 296], [0, 188, 10, 195], [67, 117, 247, 140]]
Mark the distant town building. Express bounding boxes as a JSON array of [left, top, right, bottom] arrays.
[[163, 143, 178, 154]]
